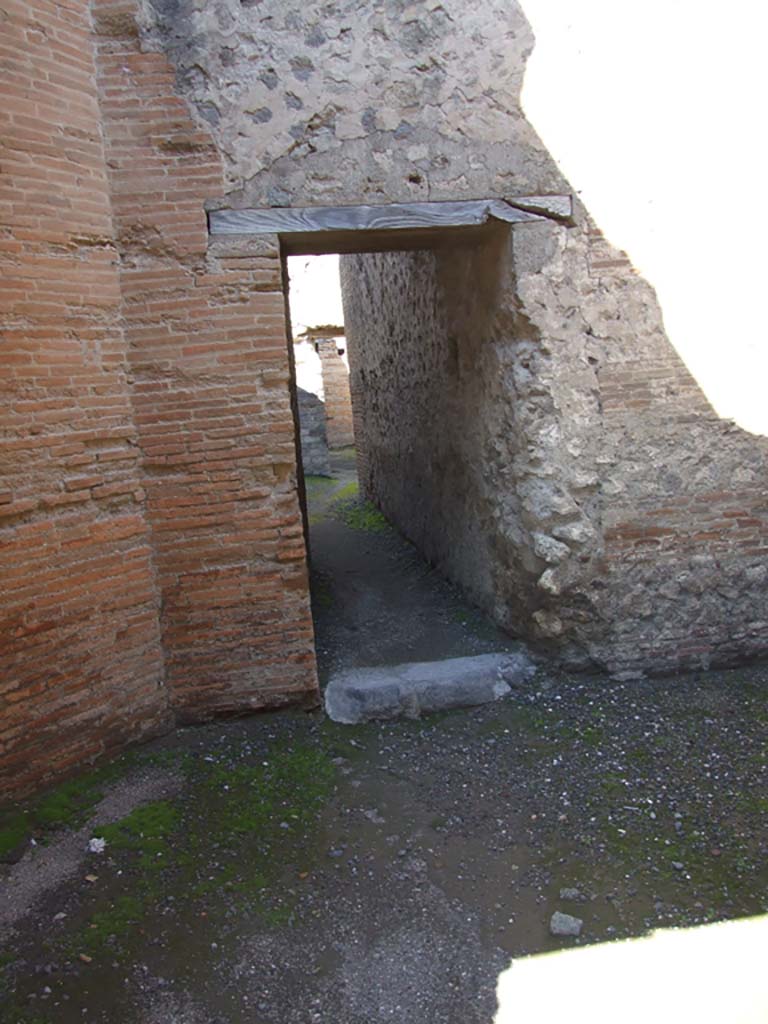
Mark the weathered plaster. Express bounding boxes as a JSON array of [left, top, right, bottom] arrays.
[[139, 0, 564, 208]]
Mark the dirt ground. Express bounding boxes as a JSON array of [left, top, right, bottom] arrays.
[[1, 451, 767, 1023]]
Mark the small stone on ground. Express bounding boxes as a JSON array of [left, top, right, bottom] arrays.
[[550, 911, 583, 937]]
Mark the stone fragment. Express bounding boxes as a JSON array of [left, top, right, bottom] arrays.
[[532, 532, 570, 565], [324, 652, 536, 724], [532, 610, 564, 637], [559, 887, 582, 901], [537, 569, 562, 595], [550, 911, 583, 937], [552, 520, 595, 545]]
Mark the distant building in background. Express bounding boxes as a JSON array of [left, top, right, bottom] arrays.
[[289, 258, 356, 474]]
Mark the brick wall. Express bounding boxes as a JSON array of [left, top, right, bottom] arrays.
[[93, 0, 318, 717], [0, 0, 318, 798], [0, 0, 168, 797]]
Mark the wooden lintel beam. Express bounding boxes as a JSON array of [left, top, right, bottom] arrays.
[[207, 196, 572, 240]]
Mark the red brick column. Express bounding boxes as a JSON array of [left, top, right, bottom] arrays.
[[0, 0, 168, 796], [316, 338, 356, 449], [93, 0, 318, 716]]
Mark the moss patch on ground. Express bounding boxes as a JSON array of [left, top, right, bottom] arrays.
[[201, 744, 334, 838], [331, 480, 358, 502], [0, 754, 140, 859], [93, 800, 180, 871], [332, 493, 390, 533], [304, 475, 337, 499], [51, 740, 338, 963]]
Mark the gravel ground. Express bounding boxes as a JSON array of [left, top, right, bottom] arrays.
[[1, 454, 767, 1022], [1, 669, 767, 1024]]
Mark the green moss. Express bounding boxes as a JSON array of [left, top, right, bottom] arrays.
[[327, 482, 390, 533], [0, 754, 138, 854], [305, 475, 336, 489], [344, 501, 389, 532], [317, 719, 369, 760], [204, 745, 334, 835], [0, 809, 31, 859], [736, 791, 768, 816], [183, 743, 336, 915], [578, 724, 604, 748], [35, 777, 106, 829], [261, 903, 293, 927], [332, 481, 359, 502], [508, 704, 549, 734], [93, 800, 180, 870], [30, 743, 336, 965], [79, 895, 146, 952]]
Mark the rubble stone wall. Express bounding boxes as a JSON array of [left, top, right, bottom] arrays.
[[138, 0, 559, 210], [341, 224, 768, 675], [297, 388, 331, 477]]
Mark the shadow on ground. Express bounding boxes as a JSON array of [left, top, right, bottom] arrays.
[[2, 658, 768, 1022]]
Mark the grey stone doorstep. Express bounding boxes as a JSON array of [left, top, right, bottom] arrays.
[[324, 651, 536, 724]]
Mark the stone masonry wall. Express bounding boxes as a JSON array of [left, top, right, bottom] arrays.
[[341, 224, 768, 675], [297, 388, 331, 477], [84, 0, 768, 681], [139, 0, 558, 210], [127, 0, 762, 678], [93, 0, 318, 718], [341, 243, 506, 618], [507, 219, 767, 674], [0, 0, 169, 797]]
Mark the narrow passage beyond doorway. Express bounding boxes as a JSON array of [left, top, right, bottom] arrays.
[[305, 448, 519, 687]]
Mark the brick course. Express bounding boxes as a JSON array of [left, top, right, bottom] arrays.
[[93, 0, 318, 719], [0, 0, 168, 798], [316, 339, 355, 449], [0, 0, 318, 797]]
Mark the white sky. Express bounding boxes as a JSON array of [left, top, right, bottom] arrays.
[[521, 0, 768, 435], [287, 254, 344, 338]]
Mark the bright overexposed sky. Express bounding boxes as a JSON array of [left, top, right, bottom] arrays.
[[521, 0, 768, 435], [287, 255, 344, 339]]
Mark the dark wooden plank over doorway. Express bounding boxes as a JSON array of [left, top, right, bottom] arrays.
[[208, 196, 572, 255]]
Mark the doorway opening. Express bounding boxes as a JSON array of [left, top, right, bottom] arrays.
[[283, 240, 519, 687]]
